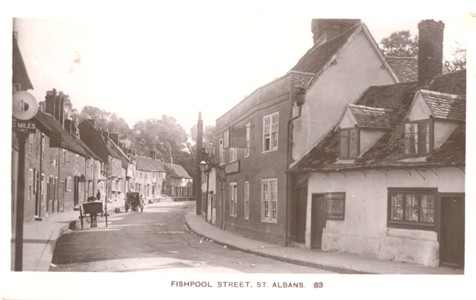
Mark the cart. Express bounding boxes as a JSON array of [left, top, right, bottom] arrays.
[[125, 192, 144, 212]]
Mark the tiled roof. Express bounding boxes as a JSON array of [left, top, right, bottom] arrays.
[[12, 34, 33, 90], [34, 110, 89, 158], [291, 71, 466, 172], [163, 163, 191, 179], [419, 90, 465, 121], [108, 139, 132, 168], [385, 57, 418, 82], [291, 23, 361, 74], [428, 69, 466, 95], [347, 104, 393, 129], [136, 156, 166, 172]]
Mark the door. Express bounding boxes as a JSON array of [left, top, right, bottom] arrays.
[[311, 194, 327, 249], [295, 187, 307, 244], [440, 194, 465, 268]]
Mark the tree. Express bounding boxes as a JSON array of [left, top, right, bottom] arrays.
[[78, 105, 131, 138], [380, 30, 418, 57], [444, 42, 466, 72]]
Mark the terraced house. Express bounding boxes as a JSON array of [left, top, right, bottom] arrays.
[[212, 19, 400, 245]]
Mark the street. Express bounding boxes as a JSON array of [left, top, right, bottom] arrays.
[[51, 201, 334, 273]]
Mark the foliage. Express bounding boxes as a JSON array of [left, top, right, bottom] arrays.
[[79, 105, 131, 138], [444, 43, 466, 72], [380, 30, 418, 57]]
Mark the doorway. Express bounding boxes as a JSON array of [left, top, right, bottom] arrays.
[[311, 194, 327, 249], [440, 194, 465, 268], [295, 187, 307, 244]]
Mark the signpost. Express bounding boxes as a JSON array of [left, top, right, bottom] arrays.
[[12, 91, 38, 271]]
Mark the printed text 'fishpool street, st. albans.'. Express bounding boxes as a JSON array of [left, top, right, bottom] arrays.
[[171, 281, 324, 289]]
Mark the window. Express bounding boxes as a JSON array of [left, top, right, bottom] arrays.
[[388, 188, 436, 229], [339, 128, 359, 159], [66, 176, 72, 192], [230, 147, 237, 162], [324, 192, 345, 220], [244, 181, 250, 220], [404, 121, 432, 155], [219, 139, 225, 165], [263, 112, 279, 152], [230, 182, 238, 217], [245, 123, 251, 157], [28, 135, 33, 155], [261, 178, 277, 222]]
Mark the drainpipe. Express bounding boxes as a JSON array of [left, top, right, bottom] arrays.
[[285, 87, 305, 246], [37, 133, 43, 219]]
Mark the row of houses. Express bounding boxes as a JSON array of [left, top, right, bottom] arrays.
[[12, 33, 193, 224], [200, 19, 466, 268]]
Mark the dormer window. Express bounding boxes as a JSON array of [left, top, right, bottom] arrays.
[[404, 120, 433, 155], [339, 127, 359, 159]]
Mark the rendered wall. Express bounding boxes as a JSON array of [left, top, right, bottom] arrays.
[[306, 167, 464, 266], [292, 30, 396, 164]]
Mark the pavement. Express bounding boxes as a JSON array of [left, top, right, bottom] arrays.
[[11, 200, 464, 274], [10, 199, 125, 272], [184, 210, 464, 275]]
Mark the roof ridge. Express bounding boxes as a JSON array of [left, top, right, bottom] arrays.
[[419, 89, 465, 99], [348, 103, 393, 112]]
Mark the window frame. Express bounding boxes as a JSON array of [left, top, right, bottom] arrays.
[[261, 178, 278, 223], [325, 192, 346, 220], [229, 147, 237, 162], [263, 112, 279, 152], [244, 181, 250, 220], [404, 119, 434, 156], [339, 127, 360, 159], [219, 139, 225, 165], [245, 123, 251, 158], [387, 187, 437, 230], [229, 182, 238, 217]]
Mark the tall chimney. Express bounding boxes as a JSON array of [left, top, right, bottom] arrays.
[[150, 150, 157, 160], [45, 89, 57, 116], [311, 19, 360, 45], [110, 132, 119, 144], [64, 119, 72, 133], [418, 19, 445, 87]]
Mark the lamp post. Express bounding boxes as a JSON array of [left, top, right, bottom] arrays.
[[199, 160, 209, 221]]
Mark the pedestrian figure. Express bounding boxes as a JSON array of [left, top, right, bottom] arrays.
[[96, 189, 101, 201]]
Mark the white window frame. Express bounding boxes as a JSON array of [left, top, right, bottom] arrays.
[[261, 178, 278, 223], [66, 176, 72, 192], [244, 181, 250, 220], [245, 123, 251, 158], [263, 112, 279, 152], [230, 147, 237, 162], [28, 169, 33, 201], [230, 182, 238, 217], [219, 139, 225, 165]]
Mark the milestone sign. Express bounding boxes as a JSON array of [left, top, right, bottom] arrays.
[[12, 91, 38, 134], [13, 91, 38, 120]]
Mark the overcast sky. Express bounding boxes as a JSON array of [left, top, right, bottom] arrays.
[[8, 6, 475, 135]]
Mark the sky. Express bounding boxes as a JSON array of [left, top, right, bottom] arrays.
[[9, 8, 473, 134]]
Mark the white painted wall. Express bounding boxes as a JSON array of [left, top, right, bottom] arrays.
[[292, 30, 396, 164], [434, 119, 460, 149], [360, 129, 386, 155], [305, 167, 464, 266]]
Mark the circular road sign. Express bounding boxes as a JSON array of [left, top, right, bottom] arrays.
[[13, 91, 38, 120]]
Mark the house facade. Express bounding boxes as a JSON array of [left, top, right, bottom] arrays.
[[163, 163, 193, 199], [134, 152, 166, 202], [290, 20, 466, 268], [212, 19, 398, 245]]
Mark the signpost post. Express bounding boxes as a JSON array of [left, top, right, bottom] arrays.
[[12, 91, 38, 271]]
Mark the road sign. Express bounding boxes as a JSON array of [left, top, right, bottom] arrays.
[[12, 117, 36, 134], [13, 91, 38, 120]]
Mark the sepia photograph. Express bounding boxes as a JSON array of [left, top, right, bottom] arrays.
[[2, 1, 475, 299]]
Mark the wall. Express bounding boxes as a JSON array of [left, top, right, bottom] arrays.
[[306, 167, 464, 266], [292, 30, 396, 164], [214, 77, 291, 245]]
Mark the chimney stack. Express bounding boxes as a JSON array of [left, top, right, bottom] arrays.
[[110, 132, 119, 145], [418, 19, 445, 87], [64, 119, 72, 133], [311, 19, 360, 45], [151, 150, 157, 160], [102, 130, 109, 143], [45, 89, 57, 116], [44, 88, 65, 125]]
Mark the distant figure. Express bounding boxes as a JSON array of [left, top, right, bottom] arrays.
[[96, 189, 101, 201]]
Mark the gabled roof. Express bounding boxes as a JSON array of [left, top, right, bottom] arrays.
[[418, 90, 465, 121], [34, 110, 89, 158], [136, 156, 166, 172], [108, 139, 132, 168], [428, 69, 466, 95], [385, 57, 418, 83], [12, 33, 33, 90], [291, 23, 361, 74], [290, 71, 466, 172], [163, 163, 191, 179], [346, 104, 393, 129]]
